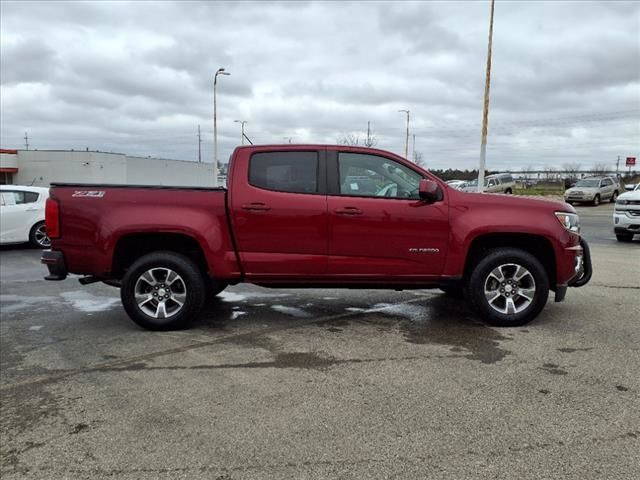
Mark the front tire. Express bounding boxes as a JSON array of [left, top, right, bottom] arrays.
[[29, 221, 51, 248], [121, 251, 206, 330], [593, 194, 600, 206], [468, 248, 549, 327]]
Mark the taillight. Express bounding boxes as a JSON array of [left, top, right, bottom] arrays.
[[45, 197, 60, 239]]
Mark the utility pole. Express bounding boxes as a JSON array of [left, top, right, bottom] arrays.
[[616, 155, 620, 178], [367, 121, 371, 147], [197, 125, 202, 162], [234, 120, 247, 145], [412, 134, 416, 162], [24, 132, 29, 150], [477, 0, 495, 193], [398, 109, 410, 159]]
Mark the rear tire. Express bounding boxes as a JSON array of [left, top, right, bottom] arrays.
[[593, 194, 600, 206], [121, 251, 206, 330], [29, 221, 51, 248], [610, 191, 618, 203], [616, 233, 634, 242], [468, 248, 549, 327], [504, 188, 513, 194]]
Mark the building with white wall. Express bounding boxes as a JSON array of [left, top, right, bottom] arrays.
[[0, 149, 217, 187]]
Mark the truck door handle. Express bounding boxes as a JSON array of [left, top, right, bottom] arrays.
[[241, 202, 271, 212], [334, 207, 363, 216]]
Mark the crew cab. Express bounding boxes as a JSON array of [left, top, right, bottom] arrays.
[[42, 145, 591, 330]]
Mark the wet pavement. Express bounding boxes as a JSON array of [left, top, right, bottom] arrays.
[[1, 206, 639, 479]]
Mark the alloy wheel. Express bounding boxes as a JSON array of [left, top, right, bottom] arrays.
[[134, 268, 187, 319], [483, 263, 537, 315]]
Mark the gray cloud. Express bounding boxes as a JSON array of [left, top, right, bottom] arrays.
[[1, 0, 638, 171]]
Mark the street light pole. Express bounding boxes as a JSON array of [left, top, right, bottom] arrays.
[[234, 120, 247, 145], [214, 67, 230, 186], [477, 0, 495, 193], [398, 110, 410, 159]]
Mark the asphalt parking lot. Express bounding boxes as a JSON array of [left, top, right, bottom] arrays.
[[1, 203, 638, 479]]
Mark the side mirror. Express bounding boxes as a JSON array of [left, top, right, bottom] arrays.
[[418, 179, 440, 203]]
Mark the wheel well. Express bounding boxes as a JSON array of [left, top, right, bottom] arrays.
[[112, 233, 208, 278], [464, 233, 556, 286]]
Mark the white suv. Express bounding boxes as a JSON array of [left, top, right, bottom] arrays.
[[0, 185, 51, 248], [613, 183, 640, 242]]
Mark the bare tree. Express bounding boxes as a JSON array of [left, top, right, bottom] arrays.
[[414, 151, 426, 168], [363, 133, 377, 148], [337, 133, 360, 146], [543, 167, 558, 181], [591, 162, 610, 175]]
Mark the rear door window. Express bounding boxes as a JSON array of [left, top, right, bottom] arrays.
[[249, 151, 319, 194], [1, 191, 38, 205]]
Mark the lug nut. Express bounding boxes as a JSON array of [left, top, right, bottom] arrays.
[[153, 293, 157, 297]]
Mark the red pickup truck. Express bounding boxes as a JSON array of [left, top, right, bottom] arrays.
[[42, 145, 591, 330]]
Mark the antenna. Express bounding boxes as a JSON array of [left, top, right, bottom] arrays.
[[24, 132, 30, 150]]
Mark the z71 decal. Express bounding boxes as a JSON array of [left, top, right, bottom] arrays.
[[72, 190, 105, 198]]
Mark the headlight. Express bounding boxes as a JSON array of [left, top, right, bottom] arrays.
[[555, 212, 580, 233], [617, 199, 629, 205]]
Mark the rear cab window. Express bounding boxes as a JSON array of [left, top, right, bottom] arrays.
[[249, 151, 319, 194]]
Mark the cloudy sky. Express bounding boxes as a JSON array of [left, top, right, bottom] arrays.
[[1, 0, 639, 171]]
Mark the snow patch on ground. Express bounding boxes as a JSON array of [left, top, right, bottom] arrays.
[[271, 305, 312, 318], [369, 303, 428, 322], [29, 325, 44, 331], [218, 291, 247, 302], [218, 291, 291, 303], [230, 311, 247, 320], [345, 303, 428, 322], [60, 291, 120, 313]]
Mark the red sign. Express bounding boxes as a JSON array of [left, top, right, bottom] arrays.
[[626, 157, 636, 166]]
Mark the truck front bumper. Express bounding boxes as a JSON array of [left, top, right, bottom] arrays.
[[41, 250, 68, 281]]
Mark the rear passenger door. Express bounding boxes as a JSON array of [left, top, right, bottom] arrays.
[[230, 149, 329, 278]]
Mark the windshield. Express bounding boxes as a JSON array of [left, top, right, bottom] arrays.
[[574, 179, 600, 188]]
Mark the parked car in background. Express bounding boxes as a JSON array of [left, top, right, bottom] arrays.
[[613, 183, 640, 242], [0, 185, 51, 248], [446, 180, 467, 189], [624, 183, 638, 192], [460, 173, 515, 194], [564, 176, 620, 206]]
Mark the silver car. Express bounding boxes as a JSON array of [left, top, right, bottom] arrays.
[[564, 176, 620, 206]]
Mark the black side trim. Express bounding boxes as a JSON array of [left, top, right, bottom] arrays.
[[50, 183, 224, 191], [569, 237, 592, 288], [554, 284, 567, 302], [326, 150, 340, 195]]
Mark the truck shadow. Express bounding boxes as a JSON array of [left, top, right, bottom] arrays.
[[195, 292, 515, 365]]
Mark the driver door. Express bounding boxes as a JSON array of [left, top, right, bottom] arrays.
[[327, 151, 449, 279]]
